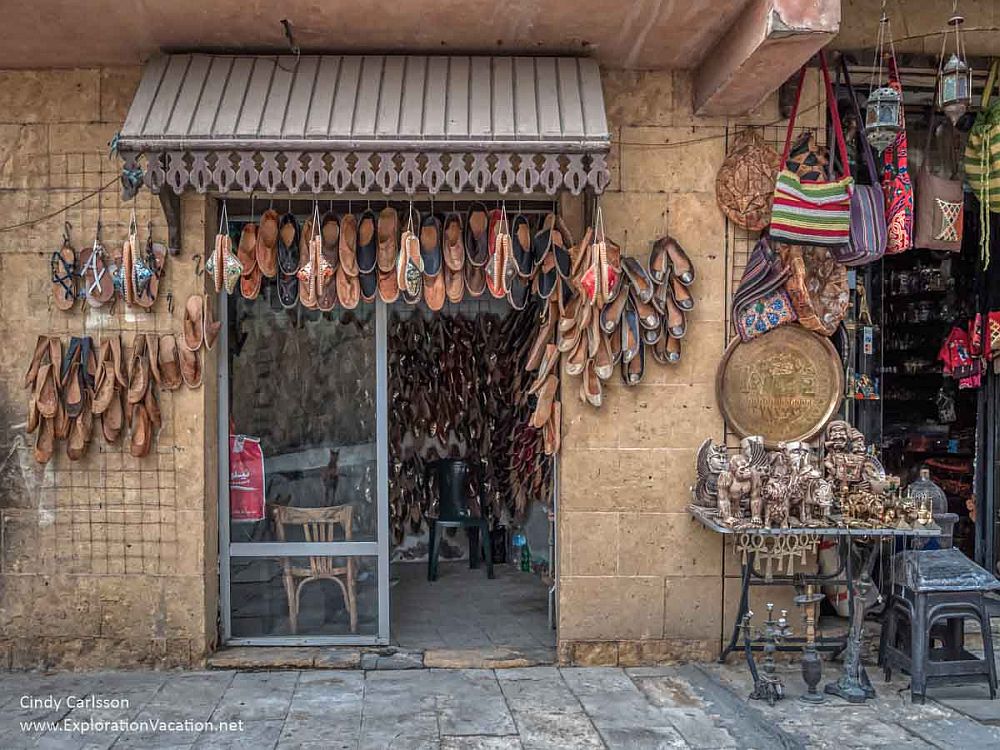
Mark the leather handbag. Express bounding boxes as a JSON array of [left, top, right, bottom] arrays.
[[914, 113, 964, 252], [770, 51, 854, 248], [834, 59, 887, 266], [881, 57, 914, 255], [776, 243, 849, 337]]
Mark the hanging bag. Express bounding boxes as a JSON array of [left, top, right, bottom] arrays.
[[733, 236, 798, 342], [914, 112, 964, 251], [964, 59, 1000, 264], [881, 56, 914, 255], [770, 52, 854, 248], [834, 58, 888, 265]]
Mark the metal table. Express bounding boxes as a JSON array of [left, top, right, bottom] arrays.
[[688, 505, 941, 663]]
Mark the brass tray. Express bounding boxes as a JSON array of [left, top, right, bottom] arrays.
[[716, 325, 844, 448]]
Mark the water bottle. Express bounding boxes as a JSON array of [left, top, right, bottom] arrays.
[[520, 539, 531, 572], [511, 532, 525, 569]]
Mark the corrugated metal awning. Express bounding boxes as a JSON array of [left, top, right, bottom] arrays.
[[116, 54, 611, 196], [119, 54, 609, 153]]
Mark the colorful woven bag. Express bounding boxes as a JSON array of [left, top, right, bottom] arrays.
[[964, 59, 1000, 264], [770, 52, 854, 247], [881, 57, 914, 255]]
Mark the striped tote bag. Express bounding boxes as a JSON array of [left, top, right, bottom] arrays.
[[770, 52, 854, 248], [964, 60, 1000, 214]]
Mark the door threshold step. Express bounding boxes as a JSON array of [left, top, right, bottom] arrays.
[[206, 645, 556, 671]]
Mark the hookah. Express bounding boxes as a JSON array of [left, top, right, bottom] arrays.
[[794, 584, 826, 703], [742, 603, 793, 706]]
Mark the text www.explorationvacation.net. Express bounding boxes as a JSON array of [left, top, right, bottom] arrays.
[[21, 718, 245, 734]]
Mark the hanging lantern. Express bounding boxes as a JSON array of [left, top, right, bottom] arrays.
[[864, 9, 903, 152], [866, 86, 903, 151], [937, 14, 973, 125]]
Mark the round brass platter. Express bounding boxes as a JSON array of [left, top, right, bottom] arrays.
[[716, 325, 844, 448]]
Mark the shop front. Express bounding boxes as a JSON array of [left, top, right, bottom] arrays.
[[6, 0, 1000, 676]]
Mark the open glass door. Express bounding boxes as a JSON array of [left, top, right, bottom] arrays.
[[219, 281, 389, 646]]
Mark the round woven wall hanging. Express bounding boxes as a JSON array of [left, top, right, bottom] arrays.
[[775, 243, 849, 337], [715, 129, 781, 232]]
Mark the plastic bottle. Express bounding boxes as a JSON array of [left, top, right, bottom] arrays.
[[520, 539, 531, 572], [511, 532, 525, 568]]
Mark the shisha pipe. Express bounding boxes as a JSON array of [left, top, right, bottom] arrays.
[[795, 585, 826, 703]]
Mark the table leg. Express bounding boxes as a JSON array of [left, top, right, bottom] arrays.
[[825, 539, 878, 703], [721, 551, 755, 663]]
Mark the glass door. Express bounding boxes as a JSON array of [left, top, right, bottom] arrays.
[[219, 288, 389, 645]]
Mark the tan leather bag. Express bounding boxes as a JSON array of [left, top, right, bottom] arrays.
[[914, 115, 964, 252], [776, 243, 849, 337]]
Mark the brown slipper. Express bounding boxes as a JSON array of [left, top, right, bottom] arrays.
[[51, 236, 77, 311], [543, 401, 561, 456], [663, 235, 695, 285], [256, 209, 280, 278], [339, 213, 359, 277], [101, 389, 124, 443], [182, 295, 205, 351], [54, 398, 70, 440], [92, 342, 116, 415], [445, 265, 465, 304], [144, 385, 161, 431], [127, 335, 149, 405], [423, 271, 446, 312], [320, 212, 341, 272], [129, 403, 151, 458], [33, 417, 54, 464], [581, 358, 603, 407], [134, 241, 166, 310], [528, 344, 560, 392], [146, 333, 161, 385], [529, 375, 558, 428], [378, 269, 399, 304], [318, 274, 339, 311], [26, 396, 39, 434], [377, 206, 399, 273], [464, 262, 486, 298], [526, 311, 558, 371], [669, 274, 695, 311], [203, 295, 221, 351], [24, 335, 49, 390], [240, 264, 263, 300], [237, 222, 258, 286], [565, 334, 587, 376], [443, 213, 465, 272], [179, 346, 202, 388], [336, 266, 360, 310]]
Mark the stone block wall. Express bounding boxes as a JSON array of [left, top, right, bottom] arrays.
[[0, 68, 218, 669], [557, 68, 824, 665]]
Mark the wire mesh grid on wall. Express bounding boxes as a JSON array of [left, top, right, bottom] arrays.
[[3, 152, 177, 579]]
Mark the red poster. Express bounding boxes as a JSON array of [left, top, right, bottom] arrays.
[[230, 435, 265, 522]]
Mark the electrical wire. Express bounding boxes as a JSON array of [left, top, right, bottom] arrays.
[[0, 177, 118, 234]]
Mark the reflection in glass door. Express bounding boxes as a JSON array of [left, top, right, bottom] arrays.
[[219, 289, 388, 645]]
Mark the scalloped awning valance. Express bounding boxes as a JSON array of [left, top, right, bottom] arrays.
[[117, 54, 611, 196]]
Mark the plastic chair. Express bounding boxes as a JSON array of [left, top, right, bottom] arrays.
[[426, 459, 494, 581]]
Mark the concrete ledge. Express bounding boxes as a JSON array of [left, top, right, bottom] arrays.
[[206, 645, 556, 670]]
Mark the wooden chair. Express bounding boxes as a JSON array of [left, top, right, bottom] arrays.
[[272, 504, 357, 634]]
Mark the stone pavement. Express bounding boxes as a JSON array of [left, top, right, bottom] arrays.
[[2, 663, 999, 749]]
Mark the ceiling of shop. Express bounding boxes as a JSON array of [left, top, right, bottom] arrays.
[[1, 0, 752, 70]]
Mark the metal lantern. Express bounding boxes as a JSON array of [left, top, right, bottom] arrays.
[[937, 14, 973, 125], [866, 85, 903, 151]]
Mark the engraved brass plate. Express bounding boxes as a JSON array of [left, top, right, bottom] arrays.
[[716, 325, 844, 448]]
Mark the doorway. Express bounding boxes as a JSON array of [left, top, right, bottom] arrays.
[[217, 197, 560, 652]]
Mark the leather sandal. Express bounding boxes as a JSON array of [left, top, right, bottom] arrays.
[[510, 214, 533, 275], [543, 400, 561, 456], [648, 236, 671, 285], [337, 266, 360, 309], [179, 345, 203, 388], [621, 338, 645, 386], [526, 311, 557, 371], [423, 270, 446, 311], [464, 263, 486, 298], [536, 253, 557, 299], [79, 237, 115, 307], [552, 217, 575, 279], [101, 389, 124, 443], [51, 233, 77, 311], [486, 209, 510, 299], [465, 202, 490, 267], [419, 214, 443, 277], [24, 335, 50, 390], [664, 293, 687, 339], [378, 268, 399, 304], [146, 333, 161, 385], [445, 266, 465, 304], [443, 212, 465, 272], [631, 288, 661, 331], [532, 215, 553, 269], [92, 342, 116, 414], [581, 358, 602, 407], [623, 257, 654, 304], [529, 374, 558, 428], [600, 279, 629, 333], [182, 295, 205, 351], [33, 417, 55, 464], [620, 298, 641, 364], [133, 240, 167, 309], [237, 223, 258, 279], [298, 217, 314, 272], [377, 206, 398, 273], [359, 269, 378, 303], [277, 213, 300, 275], [204, 295, 221, 350], [320, 211, 341, 272], [256, 209, 280, 278], [641, 322, 661, 346], [144, 384, 162, 431], [528, 344, 559, 392], [339, 213, 359, 276], [240, 264, 263, 300], [357, 209, 379, 274], [608, 324, 622, 366], [669, 274, 695, 311], [278, 272, 299, 309], [652, 330, 681, 365], [129, 403, 151, 458], [54, 398, 69, 440], [127, 335, 149, 405], [35, 362, 59, 420], [319, 271, 340, 310], [662, 235, 695, 285], [507, 274, 531, 310], [565, 334, 587, 376], [157, 334, 183, 391]]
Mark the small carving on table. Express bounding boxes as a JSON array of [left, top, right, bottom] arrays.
[[742, 603, 793, 706]]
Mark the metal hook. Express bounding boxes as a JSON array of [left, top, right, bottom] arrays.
[[193, 254, 203, 278]]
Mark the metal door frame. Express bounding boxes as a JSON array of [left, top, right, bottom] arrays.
[[218, 286, 390, 646]]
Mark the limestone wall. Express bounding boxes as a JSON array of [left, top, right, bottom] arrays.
[[557, 69, 824, 665], [0, 68, 218, 669]]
